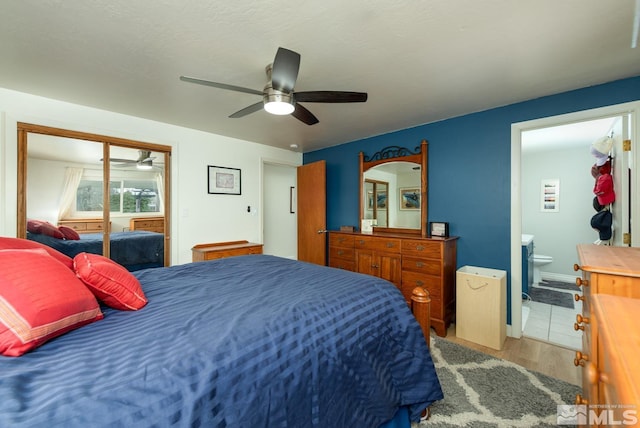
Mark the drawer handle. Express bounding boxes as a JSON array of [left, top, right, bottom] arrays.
[[337, 250, 344, 256], [416, 262, 425, 268], [416, 245, 424, 251], [574, 294, 585, 302], [576, 277, 589, 287], [576, 314, 590, 324], [416, 280, 424, 286], [574, 351, 589, 367], [574, 322, 585, 331], [386, 242, 395, 248], [573, 264, 581, 272], [586, 363, 600, 384], [358, 240, 365, 246], [338, 238, 345, 244], [575, 394, 588, 405], [371, 264, 379, 269]]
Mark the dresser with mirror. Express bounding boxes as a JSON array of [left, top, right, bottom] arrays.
[[328, 140, 457, 336]]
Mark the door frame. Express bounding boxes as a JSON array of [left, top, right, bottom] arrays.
[[509, 101, 640, 338]]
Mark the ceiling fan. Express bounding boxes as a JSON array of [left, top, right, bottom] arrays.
[[179, 47, 368, 125], [103, 150, 156, 170]]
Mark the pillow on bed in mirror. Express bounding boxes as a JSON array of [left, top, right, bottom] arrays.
[[58, 225, 81, 241], [39, 222, 65, 239], [74, 253, 148, 311], [0, 249, 103, 357], [0, 236, 74, 270], [26, 219, 44, 233]]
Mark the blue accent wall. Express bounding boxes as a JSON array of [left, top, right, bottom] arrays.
[[304, 75, 640, 324]]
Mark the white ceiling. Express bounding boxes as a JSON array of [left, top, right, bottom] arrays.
[[522, 116, 619, 153], [2, 1, 639, 153]]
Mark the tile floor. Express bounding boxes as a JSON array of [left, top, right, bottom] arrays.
[[522, 284, 583, 350]]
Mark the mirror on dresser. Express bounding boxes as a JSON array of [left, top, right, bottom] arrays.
[[359, 140, 428, 237]]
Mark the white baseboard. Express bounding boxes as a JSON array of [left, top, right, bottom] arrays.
[[540, 272, 576, 283]]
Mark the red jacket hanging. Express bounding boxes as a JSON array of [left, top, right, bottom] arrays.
[[594, 172, 615, 205]]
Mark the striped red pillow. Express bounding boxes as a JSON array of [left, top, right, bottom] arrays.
[[0, 249, 103, 356], [74, 253, 147, 311]]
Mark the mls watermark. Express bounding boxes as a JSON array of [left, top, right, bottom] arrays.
[[558, 404, 638, 425]]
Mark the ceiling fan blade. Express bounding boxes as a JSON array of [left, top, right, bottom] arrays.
[[105, 157, 136, 163], [294, 91, 368, 103], [229, 101, 264, 118], [291, 103, 319, 125], [271, 47, 300, 93], [179, 76, 263, 96]]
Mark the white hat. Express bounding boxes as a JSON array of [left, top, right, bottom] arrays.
[[596, 156, 608, 166], [592, 136, 613, 156]]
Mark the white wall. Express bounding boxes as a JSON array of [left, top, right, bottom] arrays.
[[522, 145, 597, 277], [0, 88, 302, 265]]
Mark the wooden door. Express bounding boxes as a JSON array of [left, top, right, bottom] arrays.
[[297, 161, 326, 265]]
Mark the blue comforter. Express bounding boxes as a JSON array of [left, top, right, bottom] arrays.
[[26, 230, 164, 271], [0, 255, 442, 427]]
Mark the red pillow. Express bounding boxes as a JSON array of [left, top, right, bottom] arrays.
[[0, 236, 74, 270], [0, 249, 103, 356], [27, 219, 44, 233], [74, 253, 147, 311], [39, 222, 64, 239], [58, 225, 81, 241]]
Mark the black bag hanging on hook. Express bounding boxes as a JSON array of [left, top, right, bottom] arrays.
[[590, 210, 612, 240]]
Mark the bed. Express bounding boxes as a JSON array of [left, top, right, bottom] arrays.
[[26, 230, 164, 271], [0, 250, 443, 427]]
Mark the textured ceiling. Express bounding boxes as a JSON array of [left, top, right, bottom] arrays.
[[1, 1, 639, 153]]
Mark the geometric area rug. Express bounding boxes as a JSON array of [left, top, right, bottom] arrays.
[[412, 337, 581, 428]]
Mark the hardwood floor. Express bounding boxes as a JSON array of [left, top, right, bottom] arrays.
[[441, 324, 581, 386]]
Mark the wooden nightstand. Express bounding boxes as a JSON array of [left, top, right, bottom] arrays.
[[192, 240, 263, 262]]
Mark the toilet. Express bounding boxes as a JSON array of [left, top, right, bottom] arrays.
[[533, 254, 553, 285]]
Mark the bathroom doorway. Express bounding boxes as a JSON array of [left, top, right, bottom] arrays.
[[520, 117, 621, 350], [510, 101, 640, 344]]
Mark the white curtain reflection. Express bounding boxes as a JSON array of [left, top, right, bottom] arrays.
[[57, 167, 84, 221]]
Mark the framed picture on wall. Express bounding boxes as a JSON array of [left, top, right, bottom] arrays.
[[399, 187, 420, 210], [540, 179, 559, 212], [208, 165, 241, 195]]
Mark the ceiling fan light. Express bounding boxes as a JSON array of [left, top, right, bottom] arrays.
[[263, 92, 294, 115]]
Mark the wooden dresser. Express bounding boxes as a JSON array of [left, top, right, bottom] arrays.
[[574, 244, 640, 424], [328, 231, 457, 336], [583, 295, 640, 426], [58, 218, 110, 234], [130, 216, 164, 233], [192, 240, 263, 262]]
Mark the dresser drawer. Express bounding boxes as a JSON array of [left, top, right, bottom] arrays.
[[59, 221, 87, 232], [329, 259, 356, 272], [354, 236, 401, 254], [329, 246, 355, 262], [402, 256, 441, 276], [130, 217, 164, 232], [402, 239, 442, 258], [329, 233, 355, 248], [401, 271, 442, 298]]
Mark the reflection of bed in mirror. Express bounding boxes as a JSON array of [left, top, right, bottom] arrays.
[[27, 230, 164, 271]]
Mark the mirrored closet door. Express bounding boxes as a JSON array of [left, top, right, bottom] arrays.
[[17, 123, 171, 270]]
